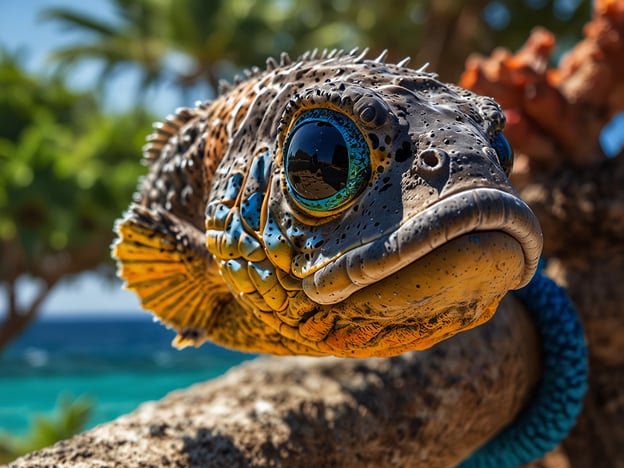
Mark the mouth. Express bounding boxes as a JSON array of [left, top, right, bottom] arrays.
[[301, 187, 543, 305]]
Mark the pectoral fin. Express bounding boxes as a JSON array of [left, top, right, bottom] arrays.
[[113, 206, 225, 346], [112, 205, 320, 355]]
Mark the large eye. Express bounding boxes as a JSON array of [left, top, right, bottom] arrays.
[[284, 108, 370, 213], [491, 131, 514, 177]]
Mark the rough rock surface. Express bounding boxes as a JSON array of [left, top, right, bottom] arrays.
[[12, 296, 538, 467]]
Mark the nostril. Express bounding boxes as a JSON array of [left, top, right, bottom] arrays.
[[417, 148, 448, 173], [422, 150, 439, 167]]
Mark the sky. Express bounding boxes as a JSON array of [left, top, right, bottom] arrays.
[[1, 1, 623, 317], [0, 0, 197, 115]]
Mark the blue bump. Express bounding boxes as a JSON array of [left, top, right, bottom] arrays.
[[241, 192, 263, 231], [224, 210, 245, 256], [214, 203, 230, 224], [491, 131, 514, 176], [226, 258, 244, 273], [225, 210, 243, 236], [223, 172, 244, 202], [262, 212, 281, 251]]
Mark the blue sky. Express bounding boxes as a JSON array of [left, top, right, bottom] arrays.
[[1, 2, 623, 317], [0, 0, 192, 115]]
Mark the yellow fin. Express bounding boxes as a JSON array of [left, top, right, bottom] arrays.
[[113, 206, 227, 344], [112, 205, 320, 355]]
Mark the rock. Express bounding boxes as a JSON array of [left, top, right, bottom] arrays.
[[11, 296, 539, 467]]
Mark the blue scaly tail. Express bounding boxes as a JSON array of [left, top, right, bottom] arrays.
[[459, 263, 588, 467]]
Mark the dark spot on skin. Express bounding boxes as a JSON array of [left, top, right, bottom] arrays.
[[395, 141, 412, 162], [369, 133, 380, 149]]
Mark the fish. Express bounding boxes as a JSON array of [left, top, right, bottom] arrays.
[[112, 48, 542, 358]]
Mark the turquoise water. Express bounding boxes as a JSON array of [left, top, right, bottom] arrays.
[[0, 315, 254, 436]]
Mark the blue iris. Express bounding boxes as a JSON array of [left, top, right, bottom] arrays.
[[491, 131, 514, 176], [284, 108, 370, 212]]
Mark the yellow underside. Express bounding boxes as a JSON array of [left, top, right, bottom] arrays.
[[309, 231, 526, 357]]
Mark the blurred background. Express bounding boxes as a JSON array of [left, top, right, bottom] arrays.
[[1, 0, 620, 462]]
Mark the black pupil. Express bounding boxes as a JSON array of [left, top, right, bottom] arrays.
[[286, 121, 350, 200]]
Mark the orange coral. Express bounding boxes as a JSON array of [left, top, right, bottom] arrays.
[[460, 0, 624, 185]]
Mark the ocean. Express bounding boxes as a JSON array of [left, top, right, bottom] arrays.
[[0, 315, 254, 436]]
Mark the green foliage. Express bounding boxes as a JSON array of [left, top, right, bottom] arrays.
[[43, 0, 590, 93], [0, 394, 93, 464], [0, 51, 152, 270], [0, 50, 154, 350]]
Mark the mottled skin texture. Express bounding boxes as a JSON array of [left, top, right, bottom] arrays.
[[113, 49, 542, 358]]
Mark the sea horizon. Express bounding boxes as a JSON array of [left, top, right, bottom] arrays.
[[0, 313, 254, 436]]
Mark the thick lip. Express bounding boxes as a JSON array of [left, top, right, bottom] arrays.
[[301, 187, 543, 305]]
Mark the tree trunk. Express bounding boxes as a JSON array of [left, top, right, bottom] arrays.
[[0, 233, 113, 352], [0, 279, 53, 351]]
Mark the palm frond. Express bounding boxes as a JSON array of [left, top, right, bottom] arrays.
[[39, 9, 117, 37]]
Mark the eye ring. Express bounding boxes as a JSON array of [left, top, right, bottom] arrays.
[[283, 108, 371, 214], [491, 131, 514, 177]]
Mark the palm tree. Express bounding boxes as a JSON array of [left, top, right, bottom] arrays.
[[43, 0, 590, 99], [43, 0, 304, 98], [43, 0, 176, 96]]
